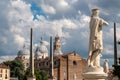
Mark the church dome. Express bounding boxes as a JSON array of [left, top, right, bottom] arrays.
[[39, 41, 48, 53], [35, 41, 48, 55], [18, 49, 29, 56], [17, 45, 29, 56], [35, 46, 42, 55], [35, 39, 48, 60], [18, 50, 24, 56], [23, 49, 29, 55]]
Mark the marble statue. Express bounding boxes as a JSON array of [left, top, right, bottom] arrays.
[[87, 9, 109, 68], [103, 59, 109, 73]]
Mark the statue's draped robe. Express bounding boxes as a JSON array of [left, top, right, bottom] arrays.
[[88, 16, 104, 57]]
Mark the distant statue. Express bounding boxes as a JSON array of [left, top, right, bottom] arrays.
[[87, 9, 109, 68], [103, 59, 109, 73], [73, 73, 77, 80]]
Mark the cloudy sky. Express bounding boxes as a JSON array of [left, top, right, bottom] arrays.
[[0, 0, 120, 67]]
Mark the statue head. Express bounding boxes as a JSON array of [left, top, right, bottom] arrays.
[[91, 9, 100, 17]]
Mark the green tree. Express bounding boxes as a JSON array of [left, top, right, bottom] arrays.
[[24, 68, 48, 80], [4, 60, 48, 80], [35, 69, 42, 80], [39, 70, 48, 80], [4, 59, 25, 80]]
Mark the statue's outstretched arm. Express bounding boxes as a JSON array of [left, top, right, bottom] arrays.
[[102, 19, 109, 26]]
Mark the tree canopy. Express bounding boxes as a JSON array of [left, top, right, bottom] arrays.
[[4, 59, 48, 80], [24, 68, 48, 80], [4, 59, 25, 80]]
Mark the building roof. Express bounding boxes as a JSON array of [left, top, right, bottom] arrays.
[[35, 51, 83, 62], [0, 63, 9, 69]]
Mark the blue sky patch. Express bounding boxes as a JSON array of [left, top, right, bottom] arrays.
[[30, 2, 46, 20]]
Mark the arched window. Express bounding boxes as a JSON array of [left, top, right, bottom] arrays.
[[46, 62, 49, 66]]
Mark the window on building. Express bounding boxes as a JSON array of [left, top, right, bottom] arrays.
[[5, 74, 7, 79], [39, 63, 41, 66], [54, 61, 57, 65], [73, 61, 77, 65], [0, 70, 2, 73], [46, 62, 48, 66], [6, 69, 7, 73]]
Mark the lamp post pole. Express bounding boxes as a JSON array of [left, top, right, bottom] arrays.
[[114, 22, 118, 66]]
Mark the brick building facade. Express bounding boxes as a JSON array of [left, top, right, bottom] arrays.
[[35, 52, 87, 80]]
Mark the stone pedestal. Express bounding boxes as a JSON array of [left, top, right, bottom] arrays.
[[27, 77, 36, 80], [83, 66, 107, 80]]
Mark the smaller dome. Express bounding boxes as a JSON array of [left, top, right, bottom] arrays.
[[35, 46, 42, 55], [39, 45, 48, 53], [17, 45, 29, 56], [18, 50, 24, 56], [18, 49, 29, 56], [23, 49, 29, 55], [35, 45, 48, 55], [35, 40, 48, 58]]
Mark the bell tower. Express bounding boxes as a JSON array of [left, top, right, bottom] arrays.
[[54, 35, 62, 55]]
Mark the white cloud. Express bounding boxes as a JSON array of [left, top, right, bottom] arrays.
[[59, 18, 78, 29], [41, 4, 56, 14], [0, 55, 16, 63], [0, 0, 78, 58], [0, 0, 34, 56], [103, 45, 113, 55], [58, 0, 69, 7], [14, 34, 25, 48], [79, 15, 90, 28]]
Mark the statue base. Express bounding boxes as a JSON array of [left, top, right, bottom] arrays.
[[83, 66, 107, 80]]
